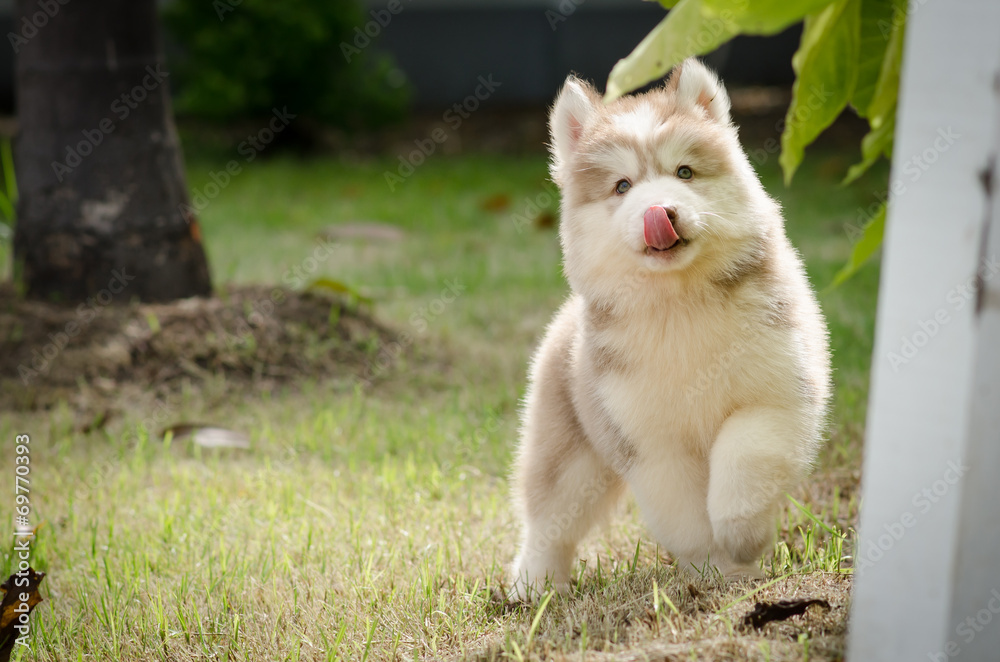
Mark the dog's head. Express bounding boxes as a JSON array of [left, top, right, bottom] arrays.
[[549, 59, 780, 302]]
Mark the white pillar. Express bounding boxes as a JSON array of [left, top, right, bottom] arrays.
[[942, 88, 1000, 660], [847, 0, 1000, 660]]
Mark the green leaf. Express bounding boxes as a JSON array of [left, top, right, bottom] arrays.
[[1, 138, 16, 206], [829, 202, 885, 289], [304, 277, 373, 306], [0, 138, 16, 223], [844, 6, 903, 183], [779, 0, 861, 185], [700, 0, 837, 34], [843, 113, 894, 184], [851, 0, 894, 114], [650, 0, 681, 8], [865, 6, 904, 122], [0, 191, 13, 224], [606, 0, 836, 102], [606, 0, 736, 102]]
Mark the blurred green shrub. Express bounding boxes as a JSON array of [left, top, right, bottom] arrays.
[[163, 0, 409, 130]]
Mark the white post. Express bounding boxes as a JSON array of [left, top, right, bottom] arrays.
[[847, 0, 1000, 660], [941, 90, 1000, 661]]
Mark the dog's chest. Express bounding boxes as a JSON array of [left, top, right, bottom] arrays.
[[582, 306, 751, 456]]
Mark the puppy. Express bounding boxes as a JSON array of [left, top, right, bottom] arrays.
[[510, 59, 831, 599]]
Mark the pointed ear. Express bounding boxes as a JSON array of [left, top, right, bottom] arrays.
[[549, 76, 600, 176], [668, 58, 731, 124]]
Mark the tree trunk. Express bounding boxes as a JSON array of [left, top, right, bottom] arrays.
[[12, 0, 211, 302]]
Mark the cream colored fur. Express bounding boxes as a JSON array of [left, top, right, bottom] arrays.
[[510, 59, 831, 600]]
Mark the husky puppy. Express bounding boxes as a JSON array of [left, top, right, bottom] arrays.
[[511, 59, 831, 599]]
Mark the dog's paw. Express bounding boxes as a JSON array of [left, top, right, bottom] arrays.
[[508, 559, 570, 602], [718, 561, 764, 581], [712, 513, 775, 566], [507, 578, 568, 603]]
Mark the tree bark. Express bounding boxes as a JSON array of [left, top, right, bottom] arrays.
[[12, 0, 211, 302]]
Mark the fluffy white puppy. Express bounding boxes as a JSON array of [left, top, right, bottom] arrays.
[[511, 59, 831, 599]]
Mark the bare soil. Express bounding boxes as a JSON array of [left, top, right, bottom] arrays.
[[0, 283, 396, 413]]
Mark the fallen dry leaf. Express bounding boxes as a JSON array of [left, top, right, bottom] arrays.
[[743, 598, 831, 629], [534, 211, 557, 229], [479, 193, 511, 212], [161, 423, 251, 449], [0, 567, 45, 662]]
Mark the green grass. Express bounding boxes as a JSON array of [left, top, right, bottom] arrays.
[[2, 145, 882, 661]]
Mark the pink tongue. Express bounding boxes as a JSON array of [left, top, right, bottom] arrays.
[[643, 206, 679, 250]]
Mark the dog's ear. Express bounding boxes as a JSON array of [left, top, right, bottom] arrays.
[[550, 76, 600, 175], [668, 58, 731, 124]]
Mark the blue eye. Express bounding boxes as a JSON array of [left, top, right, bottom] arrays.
[[615, 179, 631, 194], [677, 166, 694, 180]]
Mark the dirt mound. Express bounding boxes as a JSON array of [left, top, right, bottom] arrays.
[[0, 284, 396, 411]]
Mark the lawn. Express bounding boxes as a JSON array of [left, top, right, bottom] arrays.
[[2, 138, 882, 660]]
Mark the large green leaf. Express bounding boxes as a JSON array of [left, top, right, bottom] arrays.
[[865, 7, 904, 122], [606, 0, 835, 102], [843, 8, 903, 183], [606, 0, 733, 101], [779, 0, 861, 185], [700, 0, 837, 34], [829, 202, 885, 289], [843, 114, 894, 184], [852, 0, 894, 114]]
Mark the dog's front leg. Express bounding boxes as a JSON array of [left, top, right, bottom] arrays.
[[707, 406, 811, 576]]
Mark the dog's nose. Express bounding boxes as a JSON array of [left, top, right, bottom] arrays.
[[660, 206, 678, 223]]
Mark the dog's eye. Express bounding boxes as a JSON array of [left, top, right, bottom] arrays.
[[614, 179, 631, 195], [677, 166, 694, 180]]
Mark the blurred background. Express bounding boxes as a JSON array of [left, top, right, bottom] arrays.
[[0, 0, 884, 416], [0, 0, 802, 114], [0, 0, 801, 134], [0, 2, 879, 658]]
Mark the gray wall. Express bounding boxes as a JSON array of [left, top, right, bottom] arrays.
[[360, 0, 800, 108]]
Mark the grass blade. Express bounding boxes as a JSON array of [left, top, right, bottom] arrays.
[[525, 590, 553, 651]]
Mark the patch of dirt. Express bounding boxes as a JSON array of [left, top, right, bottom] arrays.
[[0, 284, 400, 412]]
